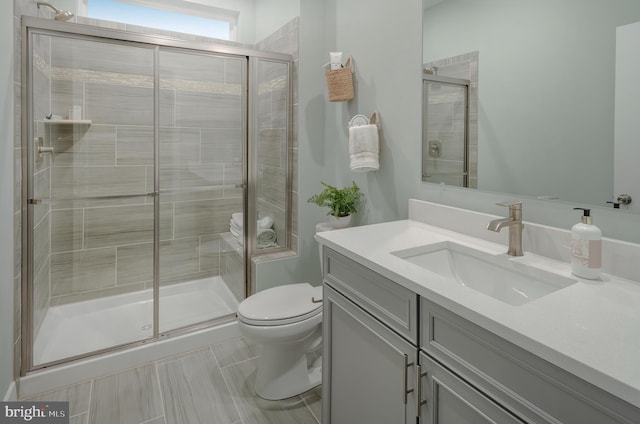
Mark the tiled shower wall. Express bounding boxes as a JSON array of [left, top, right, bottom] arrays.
[[38, 38, 244, 309], [255, 17, 300, 251], [13, 0, 299, 377]]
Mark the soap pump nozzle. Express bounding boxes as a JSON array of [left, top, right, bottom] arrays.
[[573, 207, 592, 225]]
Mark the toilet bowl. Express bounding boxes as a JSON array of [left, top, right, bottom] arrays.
[[237, 282, 323, 400]]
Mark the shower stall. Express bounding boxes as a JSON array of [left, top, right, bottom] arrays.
[[422, 73, 470, 187], [21, 17, 292, 372]]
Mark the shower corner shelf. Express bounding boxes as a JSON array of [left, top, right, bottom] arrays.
[[42, 119, 92, 126]]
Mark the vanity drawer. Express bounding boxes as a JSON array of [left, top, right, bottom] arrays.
[[323, 247, 418, 343], [421, 298, 640, 424]]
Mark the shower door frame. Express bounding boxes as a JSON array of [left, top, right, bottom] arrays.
[[20, 16, 293, 374]]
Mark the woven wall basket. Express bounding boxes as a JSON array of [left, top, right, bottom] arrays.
[[325, 56, 354, 102]]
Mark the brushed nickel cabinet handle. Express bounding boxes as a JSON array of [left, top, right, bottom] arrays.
[[416, 364, 428, 418], [403, 354, 414, 405]]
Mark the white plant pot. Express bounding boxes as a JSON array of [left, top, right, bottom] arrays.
[[328, 215, 351, 229]]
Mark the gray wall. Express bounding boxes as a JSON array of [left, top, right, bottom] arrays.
[[254, 0, 424, 290], [1, 1, 14, 400], [323, 0, 423, 224], [255, 0, 299, 42]]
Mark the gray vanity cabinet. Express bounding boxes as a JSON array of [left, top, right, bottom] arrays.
[[322, 284, 417, 424], [322, 247, 419, 424], [321, 247, 516, 424], [420, 298, 640, 424], [417, 352, 523, 424], [321, 247, 640, 424]]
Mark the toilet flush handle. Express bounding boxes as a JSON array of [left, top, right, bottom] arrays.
[[311, 297, 323, 303]]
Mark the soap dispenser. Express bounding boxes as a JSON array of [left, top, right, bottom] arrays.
[[570, 208, 602, 279]]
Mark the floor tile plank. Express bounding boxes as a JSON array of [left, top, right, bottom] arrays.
[[22, 381, 91, 417], [221, 357, 318, 424], [89, 364, 163, 424], [301, 386, 322, 423], [158, 348, 240, 424], [211, 337, 258, 368]]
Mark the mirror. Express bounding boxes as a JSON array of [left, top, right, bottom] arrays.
[[423, 0, 640, 213]]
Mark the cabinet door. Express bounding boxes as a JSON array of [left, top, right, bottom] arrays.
[[322, 283, 416, 424], [418, 352, 524, 424]]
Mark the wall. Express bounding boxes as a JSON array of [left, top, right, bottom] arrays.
[[190, 0, 257, 43], [254, 0, 424, 290], [252, 0, 326, 291], [255, 0, 299, 42], [1, 0, 15, 400], [254, 18, 299, 251], [323, 0, 423, 224]]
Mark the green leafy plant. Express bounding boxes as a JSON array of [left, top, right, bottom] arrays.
[[307, 181, 363, 217]]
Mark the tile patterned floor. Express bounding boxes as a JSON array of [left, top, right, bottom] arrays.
[[21, 337, 322, 424]]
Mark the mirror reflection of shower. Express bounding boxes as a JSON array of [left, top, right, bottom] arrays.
[[37, 2, 74, 21], [422, 73, 471, 188]]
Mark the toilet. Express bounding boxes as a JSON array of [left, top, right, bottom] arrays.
[[237, 282, 323, 400]]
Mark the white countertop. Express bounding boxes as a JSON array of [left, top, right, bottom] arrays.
[[316, 219, 640, 409]]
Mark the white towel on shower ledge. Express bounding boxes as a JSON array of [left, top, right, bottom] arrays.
[[234, 228, 278, 249], [348, 124, 379, 172], [230, 213, 273, 231]]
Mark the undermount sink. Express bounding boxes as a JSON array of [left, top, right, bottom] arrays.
[[391, 241, 576, 306]]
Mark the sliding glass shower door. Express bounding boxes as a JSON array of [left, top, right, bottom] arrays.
[[24, 28, 254, 370], [157, 49, 245, 333], [26, 33, 158, 367]]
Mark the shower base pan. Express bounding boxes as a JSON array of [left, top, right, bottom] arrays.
[[33, 276, 238, 366]]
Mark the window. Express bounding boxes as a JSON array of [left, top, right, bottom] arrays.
[[87, 0, 238, 40]]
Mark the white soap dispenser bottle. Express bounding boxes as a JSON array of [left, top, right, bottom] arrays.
[[570, 208, 602, 279]]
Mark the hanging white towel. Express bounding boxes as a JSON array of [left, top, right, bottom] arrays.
[[348, 124, 379, 172]]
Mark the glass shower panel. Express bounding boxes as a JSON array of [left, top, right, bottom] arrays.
[[422, 81, 468, 187], [28, 34, 156, 367], [157, 49, 245, 333], [254, 59, 290, 251]]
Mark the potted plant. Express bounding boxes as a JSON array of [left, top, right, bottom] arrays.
[[307, 181, 363, 228]]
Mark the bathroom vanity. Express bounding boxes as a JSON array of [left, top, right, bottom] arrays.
[[317, 201, 640, 424]]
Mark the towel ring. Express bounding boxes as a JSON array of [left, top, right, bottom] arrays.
[[349, 114, 369, 127], [349, 111, 380, 129]]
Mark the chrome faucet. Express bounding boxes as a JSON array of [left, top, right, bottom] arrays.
[[487, 202, 524, 256]]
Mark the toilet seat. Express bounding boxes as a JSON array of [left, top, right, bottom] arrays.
[[238, 283, 322, 326]]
